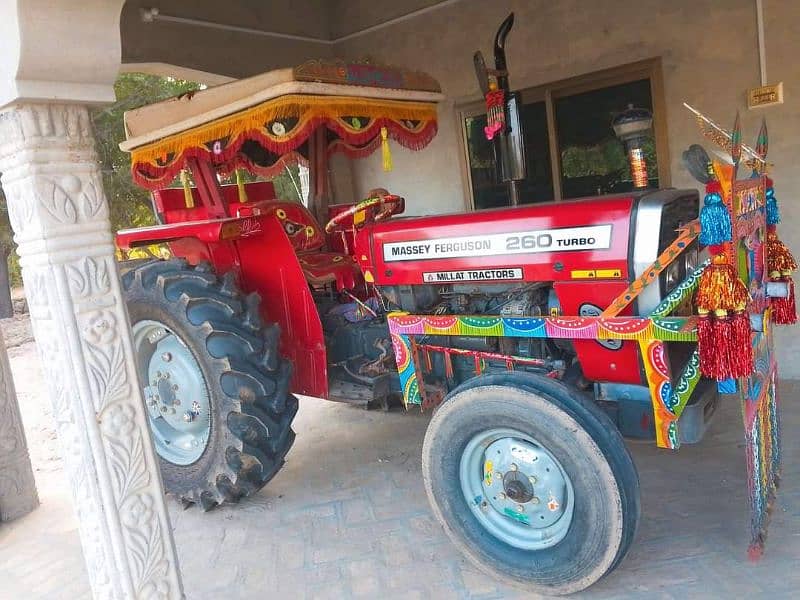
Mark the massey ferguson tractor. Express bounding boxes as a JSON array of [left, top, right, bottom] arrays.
[[115, 20, 787, 595]]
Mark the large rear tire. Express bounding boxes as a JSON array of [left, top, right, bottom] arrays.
[[122, 258, 297, 510], [422, 372, 639, 595]]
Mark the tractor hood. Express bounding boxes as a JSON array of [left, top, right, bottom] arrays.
[[355, 189, 698, 289]]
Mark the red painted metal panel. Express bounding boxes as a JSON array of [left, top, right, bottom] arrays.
[[153, 181, 277, 224], [554, 280, 643, 384], [117, 212, 329, 398], [117, 219, 230, 248], [355, 195, 634, 286], [235, 218, 328, 398], [116, 215, 262, 249]]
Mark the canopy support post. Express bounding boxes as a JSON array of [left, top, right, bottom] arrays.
[[187, 157, 228, 218], [309, 126, 330, 222]]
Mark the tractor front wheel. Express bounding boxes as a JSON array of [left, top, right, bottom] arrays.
[[422, 372, 639, 595], [122, 259, 297, 510]]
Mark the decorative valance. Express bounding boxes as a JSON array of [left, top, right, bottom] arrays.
[[130, 94, 438, 189]]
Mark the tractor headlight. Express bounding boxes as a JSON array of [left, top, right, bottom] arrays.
[[685, 245, 699, 274], [665, 260, 681, 291]]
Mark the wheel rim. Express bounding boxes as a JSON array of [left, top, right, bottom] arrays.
[[133, 319, 212, 466], [459, 427, 574, 550]]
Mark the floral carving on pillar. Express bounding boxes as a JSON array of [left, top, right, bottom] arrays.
[[0, 103, 184, 599], [0, 326, 39, 522]]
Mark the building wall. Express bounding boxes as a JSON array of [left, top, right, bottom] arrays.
[[329, 0, 447, 39], [116, 0, 800, 375], [332, 0, 800, 374]]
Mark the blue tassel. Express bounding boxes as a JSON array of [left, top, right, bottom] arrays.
[[699, 190, 731, 246], [766, 186, 780, 226]]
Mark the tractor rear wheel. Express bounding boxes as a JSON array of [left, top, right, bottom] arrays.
[[122, 258, 297, 510], [422, 372, 639, 595]]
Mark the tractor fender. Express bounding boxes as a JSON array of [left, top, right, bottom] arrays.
[[116, 215, 262, 250]]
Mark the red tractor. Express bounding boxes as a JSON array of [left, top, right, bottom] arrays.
[[117, 58, 724, 593]]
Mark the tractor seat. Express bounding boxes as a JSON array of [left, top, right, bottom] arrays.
[[258, 202, 361, 289], [297, 252, 360, 289]]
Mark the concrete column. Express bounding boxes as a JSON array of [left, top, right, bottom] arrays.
[[0, 327, 39, 522], [0, 102, 184, 599]]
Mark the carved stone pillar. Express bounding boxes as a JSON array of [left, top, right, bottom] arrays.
[[0, 329, 39, 521], [0, 103, 184, 599]]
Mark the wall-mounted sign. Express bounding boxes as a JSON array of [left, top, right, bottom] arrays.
[[747, 82, 784, 109]]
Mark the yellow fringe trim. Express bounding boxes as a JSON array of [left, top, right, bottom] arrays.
[[131, 94, 438, 165], [381, 127, 392, 172]]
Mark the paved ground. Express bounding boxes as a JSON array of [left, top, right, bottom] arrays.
[[1, 324, 798, 599]]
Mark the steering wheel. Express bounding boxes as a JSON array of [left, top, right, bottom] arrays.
[[325, 189, 404, 233]]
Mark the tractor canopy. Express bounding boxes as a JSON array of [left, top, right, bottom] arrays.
[[120, 60, 444, 189]]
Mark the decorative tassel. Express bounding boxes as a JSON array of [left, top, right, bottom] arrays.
[[236, 169, 248, 203], [484, 82, 506, 141], [766, 228, 798, 324], [766, 229, 797, 275], [381, 127, 392, 172], [765, 178, 780, 226], [748, 541, 765, 563], [696, 311, 716, 376], [710, 311, 734, 380], [695, 254, 751, 380], [729, 309, 754, 377], [695, 254, 749, 312], [443, 350, 454, 380], [699, 181, 731, 246], [772, 277, 797, 325], [180, 169, 194, 208]]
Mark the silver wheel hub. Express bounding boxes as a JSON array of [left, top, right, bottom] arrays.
[[134, 320, 211, 465], [459, 428, 574, 550]]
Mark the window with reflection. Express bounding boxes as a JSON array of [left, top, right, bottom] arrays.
[[461, 66, 662, 209], [555, 79, 657, 198]]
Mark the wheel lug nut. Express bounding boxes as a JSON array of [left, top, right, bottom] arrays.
[[494, 471, 503, 480], [531, 497, 540, 505], [516, 504, 525, 513], [172, 384, 179, 391], [160, 406, 168, 413], [510, 463, 518, 472], [162, 352, 172, 362], [498, 492, 506, 500], [164, 372, 170, 379], [529, 475, 537, 484]]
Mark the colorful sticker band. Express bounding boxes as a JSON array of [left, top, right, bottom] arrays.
[[387, 314, 698, 342]]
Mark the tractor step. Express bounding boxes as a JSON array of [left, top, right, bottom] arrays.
[[327, 375, 392, 411]]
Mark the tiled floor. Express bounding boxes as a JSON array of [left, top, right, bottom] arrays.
[[1, 336, 798, 599]]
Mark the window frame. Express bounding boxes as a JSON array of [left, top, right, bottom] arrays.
[[456, 58, 670, 210]]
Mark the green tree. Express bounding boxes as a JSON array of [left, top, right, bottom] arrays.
[[91, 72, 202, 233]]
